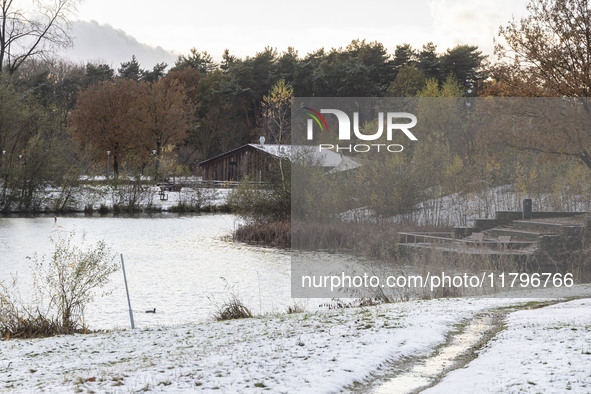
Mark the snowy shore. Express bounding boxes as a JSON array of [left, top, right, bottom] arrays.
[[1, 178, 232, 214], [2, 287, 590, 393]]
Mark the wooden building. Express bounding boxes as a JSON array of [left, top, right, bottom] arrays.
[[198, 143, 360, 182], [198, 144, 281, 182]]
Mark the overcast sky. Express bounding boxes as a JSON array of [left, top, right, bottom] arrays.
[[64, 0, 529, 69]]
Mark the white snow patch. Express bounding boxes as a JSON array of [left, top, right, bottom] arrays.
[[425, 298, 591, 393], [0, 297, 543, 393], [341, 185, 591, 227]]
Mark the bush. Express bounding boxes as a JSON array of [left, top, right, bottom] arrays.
[[227, 176, 290, 224], [34, 233, 118, 331], [227, 175, 291, 249], [1, 232, 117, 338], [109, 170, 153, 213], [213, 295, 253, 321]]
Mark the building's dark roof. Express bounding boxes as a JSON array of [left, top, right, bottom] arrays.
[[197, 144, 255, 166], [198, 144, 361, 171]]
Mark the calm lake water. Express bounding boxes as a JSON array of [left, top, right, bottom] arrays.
[[0, 214, 298, 329]]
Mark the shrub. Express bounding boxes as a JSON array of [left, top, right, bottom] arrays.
[[34, 233, 118, 331], [213, 295, 253, 321], [1, 232, 117, 338], [227, 176, 290, 224]]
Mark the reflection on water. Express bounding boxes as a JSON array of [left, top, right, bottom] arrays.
[[0, 214, 294, 329]]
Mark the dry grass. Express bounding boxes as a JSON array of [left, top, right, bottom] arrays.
[[1, 311, 65, 340], [213, 295, 253, 321], [0, 288, 87, 339], [286, 301, 307, 314], [233, 219, 449, 260], [292, 220, 450, 261], [233, 221, 290, 247], [320, 297, 390, 310]]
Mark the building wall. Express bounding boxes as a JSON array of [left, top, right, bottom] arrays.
[[201, 146, 280, 182]]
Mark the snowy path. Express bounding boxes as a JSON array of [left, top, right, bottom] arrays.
[[424, 298, 591, 393], [0, 298, 522, 393], [366, 311, 503, 394], [1, 294, 590, 393]]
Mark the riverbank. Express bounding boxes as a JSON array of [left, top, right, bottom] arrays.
[[0, 181, 232, 214], [2, 286, 590, 393]]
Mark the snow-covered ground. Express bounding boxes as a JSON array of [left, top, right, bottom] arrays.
[[425, 297, 591, 393], [10, 180, 591, 222], [2, 289, 590, 393], [35, 182, 231, 212], [342, 185, 591, 227]]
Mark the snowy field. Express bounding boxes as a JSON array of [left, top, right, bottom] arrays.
[[342, 185, 591, 227], [2, 288, 590, 393], [425, 297, 591, 393]]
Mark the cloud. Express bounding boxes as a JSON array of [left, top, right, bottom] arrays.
[[65, 20, 178, 69], [428, 0, 528, 56], [63, 1, 528, 68]]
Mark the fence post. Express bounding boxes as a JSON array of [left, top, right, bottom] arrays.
[[120, 254, 135, 329]]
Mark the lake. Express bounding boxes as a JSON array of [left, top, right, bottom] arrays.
[[0, 214, 298, 329]]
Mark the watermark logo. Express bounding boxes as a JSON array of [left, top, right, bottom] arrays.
[[304, 107, 329, 133], [304, 108, 417, 153]]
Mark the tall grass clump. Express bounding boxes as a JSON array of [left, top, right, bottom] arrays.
[[213, 294, 253, 321], [0, 281, 61, 339], [233, 221, 290, 247], [208, 278, 254, 321]]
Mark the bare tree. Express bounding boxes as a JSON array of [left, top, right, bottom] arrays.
[[0, 0, 79, 74], [492, 0, 591, 171], [498, 0, 591, 97]]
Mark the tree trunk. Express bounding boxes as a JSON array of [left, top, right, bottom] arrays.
[[113, 155, 119, 176], [155, 140, 162, 176]]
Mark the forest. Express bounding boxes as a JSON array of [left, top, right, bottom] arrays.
[[1, 0, 591, 214]]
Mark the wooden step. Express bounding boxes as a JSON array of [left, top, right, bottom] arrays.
[[512, 220, 580, 232], [490, 228, 551, 241]]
